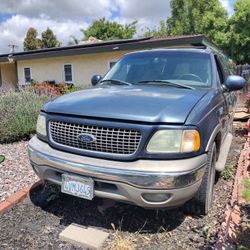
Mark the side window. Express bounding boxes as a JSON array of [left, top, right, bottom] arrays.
[[218, 55, 231, 77], [226, 58, 236, 74], [24, 67, 31, 83], [64, 64, 73, 82], [214, 56, 224, 84]]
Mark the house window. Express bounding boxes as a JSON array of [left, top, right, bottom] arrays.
[[109, 61, 117, 69], [24, 67, 31, 83], [64, 64, 73, 82]]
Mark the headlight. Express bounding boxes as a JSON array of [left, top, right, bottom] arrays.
[[36, 114, 47, 136], [147, 130, 200, 153]]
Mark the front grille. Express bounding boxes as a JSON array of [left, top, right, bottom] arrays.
[[49, 121, 142, 155]]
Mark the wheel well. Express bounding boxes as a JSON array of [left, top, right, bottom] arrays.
[[214, 132, 222, 161]]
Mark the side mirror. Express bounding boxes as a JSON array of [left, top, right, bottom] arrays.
[[91, 75, 102, 86], [224, 75, 246, 91]]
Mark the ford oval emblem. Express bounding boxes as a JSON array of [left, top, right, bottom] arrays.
[[78, 133, 96, 143]]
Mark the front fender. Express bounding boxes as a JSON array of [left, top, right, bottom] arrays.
[[185, 89, 224, 153]]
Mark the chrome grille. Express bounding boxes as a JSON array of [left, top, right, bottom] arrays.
[[49, 121, 142, 155]]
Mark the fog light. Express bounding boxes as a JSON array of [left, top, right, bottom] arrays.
[[142, 193, 171, 203]]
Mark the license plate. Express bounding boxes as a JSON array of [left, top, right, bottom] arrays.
[[61, 174, 94, 200]]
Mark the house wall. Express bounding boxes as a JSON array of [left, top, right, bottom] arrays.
[[17, 50, 132, 87], [0, 62, 17, 89]]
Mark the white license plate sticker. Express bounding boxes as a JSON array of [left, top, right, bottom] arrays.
[[61, 174, 94, 200]]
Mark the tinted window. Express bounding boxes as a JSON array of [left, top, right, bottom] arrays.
[[109, 61, 117, 69], [104, 51, 213, 87], [214, 55, 224, 84], [218, 55, 235, 77]]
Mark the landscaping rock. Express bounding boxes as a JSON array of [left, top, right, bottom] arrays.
[[0, 141, 38, 202], [59, 225, 109, 249]]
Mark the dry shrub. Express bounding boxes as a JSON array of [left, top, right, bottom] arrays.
[[110, 232, 135, 250], [110, 222, 135, 250]]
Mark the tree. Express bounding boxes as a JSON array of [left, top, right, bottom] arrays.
[[41, 28, 60, 48], [82, 18, 137, 41], [226, 0, 250, 64], [68, 35, 79, 45], [165, 0, 228, 48], [144, 20, 168, 37], [23, 27, 41, 51]]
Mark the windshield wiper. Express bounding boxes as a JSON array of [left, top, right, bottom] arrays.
[[137, 80, 194, 90], [100, 79, 132, 86]]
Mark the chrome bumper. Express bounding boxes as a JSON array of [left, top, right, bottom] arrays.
[[28, 136, 207, 207]]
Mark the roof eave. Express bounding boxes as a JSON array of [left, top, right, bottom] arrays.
[[0, 35, 221, 62]]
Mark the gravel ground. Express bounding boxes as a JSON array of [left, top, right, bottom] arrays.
[[0, 136, 246, 250], [0, 141, 38, 202]]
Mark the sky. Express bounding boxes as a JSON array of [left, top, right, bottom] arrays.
[[0, 0, 236, 54]]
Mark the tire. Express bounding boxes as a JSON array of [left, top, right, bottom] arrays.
[[185, 143, 217, 216]]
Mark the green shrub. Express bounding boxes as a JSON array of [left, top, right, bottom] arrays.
[[0, 90, 49, 143], [0, 155, 4, 163], [242, 178, 250, 202], [222, 164, 235, 180]]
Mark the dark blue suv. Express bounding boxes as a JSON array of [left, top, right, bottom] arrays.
[[28, 47, 245, 215]]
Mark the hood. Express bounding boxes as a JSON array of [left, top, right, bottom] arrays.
[[43, 85, 208, 124]]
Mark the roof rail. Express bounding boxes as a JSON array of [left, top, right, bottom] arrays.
[[148, 34, 222, 53]]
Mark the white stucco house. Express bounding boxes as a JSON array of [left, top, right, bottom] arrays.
[[0, 34, 212, 89]]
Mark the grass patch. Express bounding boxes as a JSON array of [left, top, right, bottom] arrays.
[[0, 155, 5, 163], [0, 90, 49, 143], [222, 164, 235, 180], [238, 245, 249, 250], [242, 178, 250, 202]]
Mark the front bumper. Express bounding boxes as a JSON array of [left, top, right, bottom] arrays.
[[28, 136, 207, 208]]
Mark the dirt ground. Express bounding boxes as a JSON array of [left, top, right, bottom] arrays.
[[237, 205, 250, 249], [0, 134, 246, 250]]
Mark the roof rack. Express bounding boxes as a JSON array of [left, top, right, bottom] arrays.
[[145, 34, 223, 53]]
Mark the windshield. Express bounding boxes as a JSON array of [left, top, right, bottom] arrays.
[[103, 51, 213, 88]]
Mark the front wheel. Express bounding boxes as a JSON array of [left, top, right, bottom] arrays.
[[185, 143, 217, 216]]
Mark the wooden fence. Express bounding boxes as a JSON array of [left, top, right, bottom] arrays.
[[236, 64, 250, 81], [236, 64, 249, 109]]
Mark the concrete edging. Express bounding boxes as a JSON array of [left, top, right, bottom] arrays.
[[0, 180, 43, 215]]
